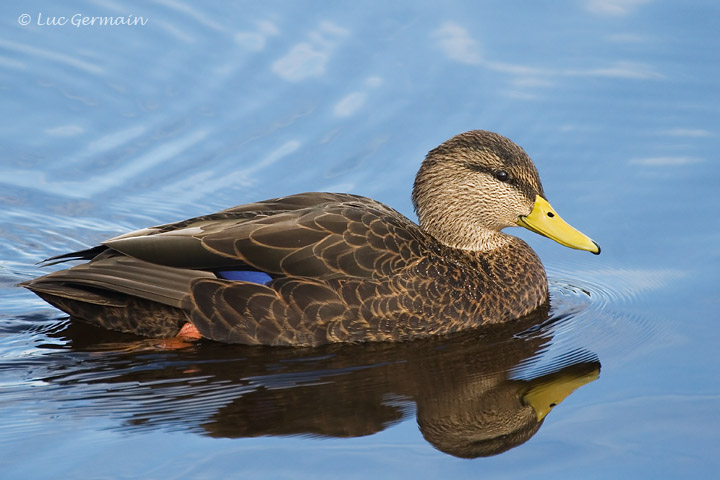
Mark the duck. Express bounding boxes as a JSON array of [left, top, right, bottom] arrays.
[[21, 130, 600, 346]]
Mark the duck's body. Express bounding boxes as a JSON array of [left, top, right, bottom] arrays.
[[21, 131, 599, 346]]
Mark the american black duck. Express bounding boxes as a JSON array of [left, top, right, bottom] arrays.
[[21, 130, 600, 346]]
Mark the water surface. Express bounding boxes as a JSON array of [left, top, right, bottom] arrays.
[[1, 1, 719, 478]]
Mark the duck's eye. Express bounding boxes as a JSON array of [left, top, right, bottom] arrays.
[[495, 170, 509, 182]]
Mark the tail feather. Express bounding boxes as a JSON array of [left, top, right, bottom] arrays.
[[37, 245, 109, 266], [20, 281, 128, 307]]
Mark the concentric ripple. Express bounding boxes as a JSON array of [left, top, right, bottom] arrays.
[[514, 262, 680, 375]]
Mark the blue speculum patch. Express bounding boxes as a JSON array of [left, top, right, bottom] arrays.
[[215, 269, 273, 284]]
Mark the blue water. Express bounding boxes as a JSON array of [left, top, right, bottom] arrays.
[[1, 1, 719, 478]]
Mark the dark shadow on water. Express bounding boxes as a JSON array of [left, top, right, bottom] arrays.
[[36, 306, 600, 459]]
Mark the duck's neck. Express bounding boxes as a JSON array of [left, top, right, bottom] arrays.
[[413, 175, 518, 253], [427, 224, 515, 252]]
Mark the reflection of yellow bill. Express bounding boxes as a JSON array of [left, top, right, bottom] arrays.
[[522, 367, 601, 421], [517, 195, 600, 254]]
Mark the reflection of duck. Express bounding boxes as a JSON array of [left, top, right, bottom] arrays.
[[418, 356, 599, 457], [43, 310, 600, 458], [22, 130, 599, 346]]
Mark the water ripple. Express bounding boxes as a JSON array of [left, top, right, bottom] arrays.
[[548, 264, 687, 307], [528, 264, 678, 370]]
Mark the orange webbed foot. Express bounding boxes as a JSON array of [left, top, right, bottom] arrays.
[[177, 322, 203, 340]]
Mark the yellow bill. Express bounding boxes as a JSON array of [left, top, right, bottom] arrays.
[[517, 195, 600, 254]]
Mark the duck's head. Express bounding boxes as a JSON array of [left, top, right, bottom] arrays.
[[412, 130, 600, 254]]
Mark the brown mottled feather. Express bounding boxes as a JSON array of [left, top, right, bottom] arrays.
[[21, 130, 559, 346]]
